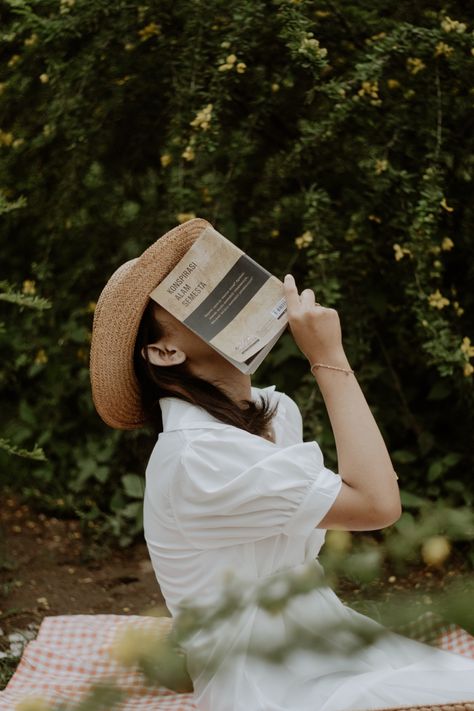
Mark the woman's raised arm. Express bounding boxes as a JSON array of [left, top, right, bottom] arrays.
[[283, 274, 401, 531]]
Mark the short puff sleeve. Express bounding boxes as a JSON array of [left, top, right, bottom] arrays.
[[170, 429, 342, 549]]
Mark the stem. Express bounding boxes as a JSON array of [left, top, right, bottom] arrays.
[[374, 328, 423, 438], [434, 64, 442, 163]]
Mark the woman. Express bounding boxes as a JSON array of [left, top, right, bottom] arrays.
[[90, 217, 474, 711]]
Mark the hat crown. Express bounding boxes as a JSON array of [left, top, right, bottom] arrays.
[[90, 218, 212, 429]]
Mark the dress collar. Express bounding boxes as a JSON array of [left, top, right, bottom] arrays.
[[159, 385, 277, 433]]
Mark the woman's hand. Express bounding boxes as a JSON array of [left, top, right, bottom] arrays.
[[283, 274, 345, 364]]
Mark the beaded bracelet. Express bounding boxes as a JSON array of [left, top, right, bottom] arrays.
[[310, 362, 355, 376]]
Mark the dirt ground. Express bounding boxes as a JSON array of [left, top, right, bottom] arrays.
[[0, 497, 166, 630], [1, 495, 471, 688]]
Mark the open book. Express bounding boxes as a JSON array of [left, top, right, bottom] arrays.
[[149, 224, 288, 374]]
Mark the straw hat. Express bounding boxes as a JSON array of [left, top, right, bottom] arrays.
[[89, 217, 212, 429]]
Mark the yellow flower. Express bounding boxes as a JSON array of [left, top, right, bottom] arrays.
[[421, 535, 451, 566], [226, 54, 237, 65], [294, 230, 313, 249], [358, 80, 379, 99], [453, 301, 464, 317], [176, 212, 196, 224], [114, 75, 131, 86], [441, 236, 454, 250], [39, 73, 49, 84], [366, 32, 387, 43], [22, 280, 36, 295], [325, 529, 352, 553], [110, 625, 166, 667], [8, 54, 21, 67], [314, 10, 331, 17], [271, 229, 279, 238], [441, 16, 467, 34], [0, 130, 14, 147], [34, 349, 48, 365], [368, 214, 381, 223], [433, 260, 442, 269], [387, 79, 401, 90], [200, 186, 213, 204], [298, 34, 328, 59], [87, 301, 96, 313], [160, 153, 172, 167], [190, 103, 213, 131], [464, 362, 474, 377], [15, 696, 50, 711], [440, 197, 454, 212], [406, 57, 426, 75], [24, 33, 38, 47], [428, 289, 450, 309], [218, 62, 233, 72], [271, 83, 280, 92], [13, 138, 24, 149], [181, 145, 195, 161], [434, 42, 454, 58], [60, 0, 75, 12], [138, 22, 161, 41], [393, 243, 411, 261], [236, 62, 247, 74], [460, 337, 474, 358], [220, 41, 231, 49], [374, 158, 388, 175], [124, 42, 135, 51], [430, 245, 441, 255]]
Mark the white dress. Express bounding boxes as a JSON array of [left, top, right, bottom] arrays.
[[144, 385, 474, 711]]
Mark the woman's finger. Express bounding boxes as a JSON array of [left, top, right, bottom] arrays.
[[283, 274, 300, 312], [300, 288, 315, 306]]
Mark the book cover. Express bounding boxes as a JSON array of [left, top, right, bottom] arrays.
[[149, 224, 288, 374]]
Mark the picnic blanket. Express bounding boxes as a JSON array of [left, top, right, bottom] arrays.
[[1, 612, 473, 711]]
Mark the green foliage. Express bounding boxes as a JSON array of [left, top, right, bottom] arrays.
[[0, 0, 473, 541], [0, 437, 46, 460]]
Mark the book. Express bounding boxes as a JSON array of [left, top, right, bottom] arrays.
[[149, 224, 288, 374]]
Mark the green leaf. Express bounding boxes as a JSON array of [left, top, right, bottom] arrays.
[[0, 437, 46, 461], [392, 450, 417, 464], [428, 460, 444, 482], [427, 380, 451, 401], [417, 431, 434, 456], [122, 473, 145, 499], [122, 501, 142, 519], [399, 490, 429, 508]]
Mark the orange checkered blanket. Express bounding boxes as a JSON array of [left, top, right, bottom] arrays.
[[1, 613, 473, 710]]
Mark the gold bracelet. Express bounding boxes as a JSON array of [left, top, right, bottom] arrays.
[[310, 362, 355, 376]]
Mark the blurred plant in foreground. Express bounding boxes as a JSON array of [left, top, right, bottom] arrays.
[[12, 501, 473, 710]]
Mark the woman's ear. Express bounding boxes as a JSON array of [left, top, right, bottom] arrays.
[[141, 341, 186, 367]]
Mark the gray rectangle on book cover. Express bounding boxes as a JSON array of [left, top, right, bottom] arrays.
[[183, 254, 271, 341]]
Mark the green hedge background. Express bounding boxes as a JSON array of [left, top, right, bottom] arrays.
[[1, 0, 473, 546]]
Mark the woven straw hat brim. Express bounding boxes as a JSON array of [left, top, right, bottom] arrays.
[[89, 217, 212, 429]]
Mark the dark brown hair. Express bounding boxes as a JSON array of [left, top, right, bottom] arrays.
[[133, 300, 277, 437]]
